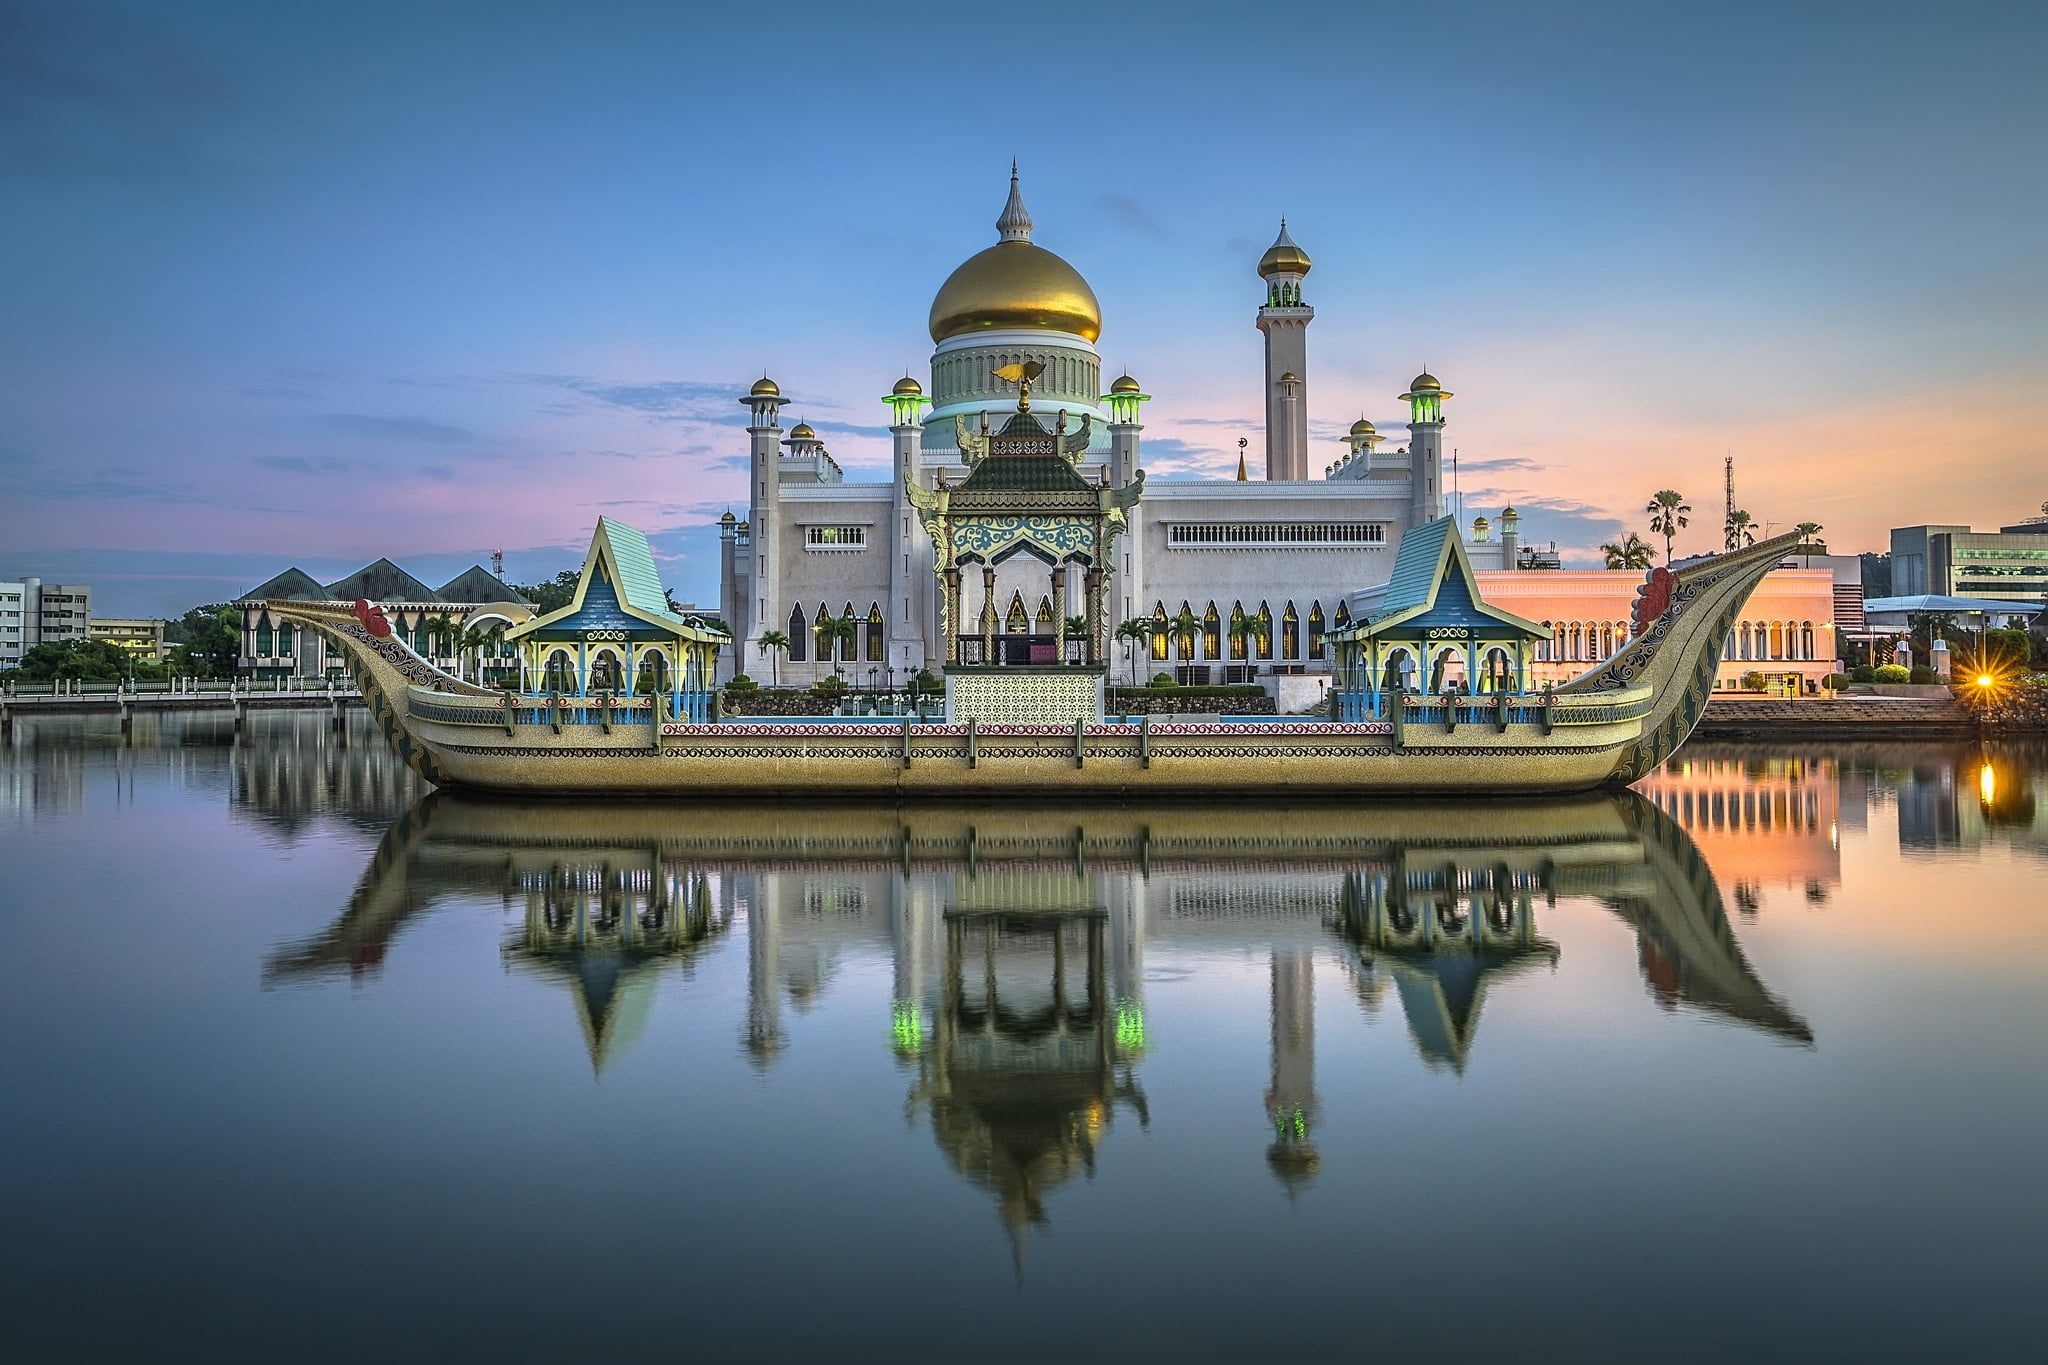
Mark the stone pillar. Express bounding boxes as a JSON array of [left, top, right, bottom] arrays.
[[1084, 565, 1103, 664], [943, 565, 962, 664], [981, 565, 997, 663], [1108, 418, 1144, 632], [889, 415, 927, 671], [1051, 563, 1068, 658]]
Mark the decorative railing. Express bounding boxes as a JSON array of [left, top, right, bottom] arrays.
[[1331, 691, 1655, 728]]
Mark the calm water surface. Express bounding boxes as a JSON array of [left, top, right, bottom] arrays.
[[3, 712, 2045, 1360]]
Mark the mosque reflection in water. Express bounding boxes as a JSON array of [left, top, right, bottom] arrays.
[[268, 778, 1820, 1245]]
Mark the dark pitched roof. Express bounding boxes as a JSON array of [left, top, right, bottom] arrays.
[[323, 558, 442, 603], [959, 453, 1097, 493], [437, 565, 530, 606], [238, 567, 328, 602]]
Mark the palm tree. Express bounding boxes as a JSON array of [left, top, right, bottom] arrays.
[[1601, 532, 1655, 570], [420, 612, 457, 663], [1114, 618, 1154, 685], [457, 624, 488, 682], [758, 629, 789, 687], [817, 614, 857, 673], [1172, 605, 1199, 675], [1646, 489, 1690, 563], [1226, 607, 1255, 663], [1061, 614, 1089, 664], [1725, 508, 1756, 550], [1794, 521, 1826, 567]]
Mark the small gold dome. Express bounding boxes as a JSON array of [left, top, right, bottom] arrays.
[[1408, 372, 1442, 392], [1501, 505, 1518, 518], [750, 375, 780, 398], [892, 374, 923, 395], [1474, 516, 1491, 528], [1257, 220, 1312, 279], [929, 240, 1103, 344], [1278, 371, 1300, 386], [788, 422, 817, 440], [1349, 416, 1376, 436], [719, 510, 736, 524], [1110, 372, 1142, 394]]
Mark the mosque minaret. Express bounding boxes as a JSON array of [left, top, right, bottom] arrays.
[[719, 166, 1512, 696]]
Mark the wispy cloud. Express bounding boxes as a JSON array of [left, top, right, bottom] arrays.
[[0, 444, 35, 467], [1098, 193, 1167, 239], [314, 413, 475, 443], [254, 453, 361, 474]]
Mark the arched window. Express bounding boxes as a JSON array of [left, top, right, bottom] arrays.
[[1601, 623, 1615, 658], [635, 648, 671, 695], [1281, 602, 1299, 660], [1569, 624, 1582, 661], [1724, 633, 1736, 661], [1770, 622, 1785, 660], [1152, 602, 1170, 660], [1228, 601, 1249, 660], [278, 623, 294, 654], [1006, 593, 1030, 635], [1307, 602, 1326, 659], [1256, 601, 1274, 660], [788, 604, 807, 662], [867, 603, 885, 661], [1202, 602, 1221, 660], [1536, 622, 1551, 663], [543, 648, 575, 693], [1175, 601, 1196, 658], [1800, 621, 1815, 660], [1034, 595, 1055, 634], [257, 620, 275, 655]]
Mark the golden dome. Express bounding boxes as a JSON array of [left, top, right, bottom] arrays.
[[892, 374, 923, 395], [1257, 220, 1312, 279], [788, 422, 817, 440], [929, 240, 1102, 344], [1407, 371, 1442, 392], [1501, 505, 1518, 518], [1278, 371, 1300, 386], [1109, 372, 1142, 394], [1349, 416, 1377, 436], [749, 375, 780, 398], [719, 510, 736, 524]]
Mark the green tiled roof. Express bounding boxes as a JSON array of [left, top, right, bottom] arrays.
[[1379, 518, 1453, 618], [959, 454, 1095, 493], [596, 517, 670, 619]]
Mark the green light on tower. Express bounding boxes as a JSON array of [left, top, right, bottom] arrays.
[[891, 1000, 925, 1055]]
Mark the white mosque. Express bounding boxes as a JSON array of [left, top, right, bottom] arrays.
[[718, 166, 1534, 697]]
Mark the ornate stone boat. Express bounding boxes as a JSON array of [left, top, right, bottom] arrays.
[[260, 527, 1806, 797]]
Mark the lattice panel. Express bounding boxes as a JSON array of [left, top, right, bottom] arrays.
[[946, 671, 1103, 724]]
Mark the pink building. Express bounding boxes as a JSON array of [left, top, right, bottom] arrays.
[[1473, 567, 1838, 693]]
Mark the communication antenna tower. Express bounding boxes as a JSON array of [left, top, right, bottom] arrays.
[[492, 547, 504, 579], [1724, 455, 1735, 522]]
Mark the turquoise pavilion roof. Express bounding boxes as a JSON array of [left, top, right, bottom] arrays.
[[1337, 516, 1547, 641], [506, 517, 727, 644]]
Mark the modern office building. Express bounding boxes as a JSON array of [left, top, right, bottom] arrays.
[[1890, 509, 2048, 607], [0, 577, 92, 669], [88, 617, 170, 662]]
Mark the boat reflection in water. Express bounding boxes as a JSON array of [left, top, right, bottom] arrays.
[[268, 791, 1809, 1239]]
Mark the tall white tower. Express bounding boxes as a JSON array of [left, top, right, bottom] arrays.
[[740, 375, 787, 677], [1103, 372, 1149, 639], [1255, 221, 1313, 481], [1400, 370, 1451, 525], [884, 374, 932, 671]]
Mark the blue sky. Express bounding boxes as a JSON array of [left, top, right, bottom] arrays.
[[2, 0, 2043, 616]]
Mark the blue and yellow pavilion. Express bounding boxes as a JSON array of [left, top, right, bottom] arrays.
[[504, 518, 728, 719], [1329, 517, 1549, 719]]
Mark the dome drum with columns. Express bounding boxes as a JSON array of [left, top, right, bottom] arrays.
[[720, 167, 1517, 698]]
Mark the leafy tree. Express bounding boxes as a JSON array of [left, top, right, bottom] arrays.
[[757, 629, 790, 686], [1601, 532, 1655, 570], [167, 604, 242, 678], [4, 640, 133, 684], [1646, 490, 1690, 563], [1724, 508, 1757, 550], [510, 570, 580, 614]]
